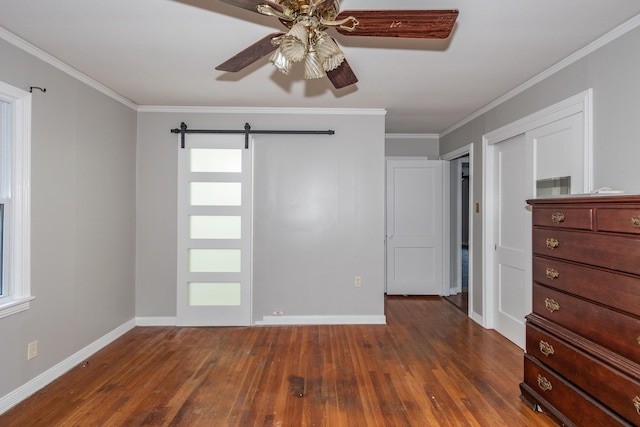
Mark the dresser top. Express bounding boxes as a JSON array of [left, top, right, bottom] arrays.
[[528, 194, 640, 206]]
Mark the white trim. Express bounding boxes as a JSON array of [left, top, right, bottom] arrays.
[[137, 105, 387, 116], [440, 144, 472, 161], [467, 144, 477, 324], [135, 316, 177, 326], [442, 160, 451, 296], [0, 296, 35, 320], [441, 14, 640, 138], [0, 319, 136, 415], [255, 315, 387, 326], [441, 144, 478, 324], [484, 90, 593, 146], [0, 26, 136, 110], [0, 81, 32, 318]]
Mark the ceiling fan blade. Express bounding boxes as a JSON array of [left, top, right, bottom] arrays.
[[335, 10, 458, 39], [215, 32, 284, 72], [216, 0, 283, 14], [326, 59, 358, 89]]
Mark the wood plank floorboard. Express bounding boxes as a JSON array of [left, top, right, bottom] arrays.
[[0, 296, 557, 426]]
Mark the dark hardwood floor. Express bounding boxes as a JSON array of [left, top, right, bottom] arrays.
[[443, 291, 469, 314], [0, 296, 556, 426]]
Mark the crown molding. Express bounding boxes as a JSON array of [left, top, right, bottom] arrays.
[[0, 26, 137, 110], [441, 13, 640, 137], [136, 105, 386, 115]]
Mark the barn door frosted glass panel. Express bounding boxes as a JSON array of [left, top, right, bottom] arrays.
[[190, 148, 242, 173], [189, 216, 241, 239], [190, 182, 241, 206]]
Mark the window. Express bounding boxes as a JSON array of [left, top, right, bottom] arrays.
[[0, 81, 32, 318]]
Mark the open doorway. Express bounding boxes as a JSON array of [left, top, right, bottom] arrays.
[[444, 155, 470, 312], [440, 144, 474, 318]]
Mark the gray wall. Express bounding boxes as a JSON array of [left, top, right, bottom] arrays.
[[136, 111, 386, 321], [385, 135, 439, 158], [0, 39, 137, 398], [440, 25, 640, 318]]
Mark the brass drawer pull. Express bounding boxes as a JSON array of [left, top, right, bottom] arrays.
[[636, 336, 640, 346], [545, 238, 559, 249], [545, 298, 560, 313], [634, 396, 640, 415], [545, 268, 559, 280], [539, 340, 555, 357], [551, 212, 566, 223], [537, 374, 553, 392], [632, 215, 640, 228]]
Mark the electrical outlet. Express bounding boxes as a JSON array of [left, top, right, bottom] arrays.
[[354, 276, 362, 287], [27, 341, 38, 360]]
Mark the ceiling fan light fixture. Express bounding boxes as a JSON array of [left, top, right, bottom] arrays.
[[270, 50, 293, 75], [277, 23, 309, 62], [315, 32, 344, 72], [304, 48, 325, 79]]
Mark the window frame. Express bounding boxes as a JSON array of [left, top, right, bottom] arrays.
[[0, 81, 33, 318]]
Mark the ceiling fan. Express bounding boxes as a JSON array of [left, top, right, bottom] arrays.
[[214, 0, 458, 88]]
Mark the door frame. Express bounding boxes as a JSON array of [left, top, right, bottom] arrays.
[[441, 144, 474, 319], [482, 89, 593, 332]]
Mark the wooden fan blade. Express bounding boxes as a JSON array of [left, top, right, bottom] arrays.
[[326, 59, 358, 89], [336, 10, 458, 39], [215, 32, 284, 72], [216, 0, 283, 14]]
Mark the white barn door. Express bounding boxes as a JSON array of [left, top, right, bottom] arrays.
[[177, 134, 252, 326], [386, 159, 444, 295]]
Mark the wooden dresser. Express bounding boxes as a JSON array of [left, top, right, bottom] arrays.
[[520, 195, 640, 426]]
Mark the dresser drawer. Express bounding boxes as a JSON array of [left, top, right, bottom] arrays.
[[532, 228, 640, 276], [526, 323, 640, 423], [522, 354, 628, 426], [533, 284, 640, 365], [597, 208, 640, 235], [533, 206, 594, 230], [533, 256, 640, 318]]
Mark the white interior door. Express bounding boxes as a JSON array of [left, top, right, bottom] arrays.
[[484, 92, 592, 347], [386, 159, 444, 295], [492, 134, 532, 348], [177, 134, 252, 326]]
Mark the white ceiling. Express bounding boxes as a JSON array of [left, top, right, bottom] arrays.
[[1, 0, 640, 134]]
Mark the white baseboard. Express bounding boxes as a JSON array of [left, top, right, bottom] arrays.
[[255, 315, 387, 326], [135, 316, 177, 326], [470, 311, 484, 326], [0, 319, 136, 415]]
